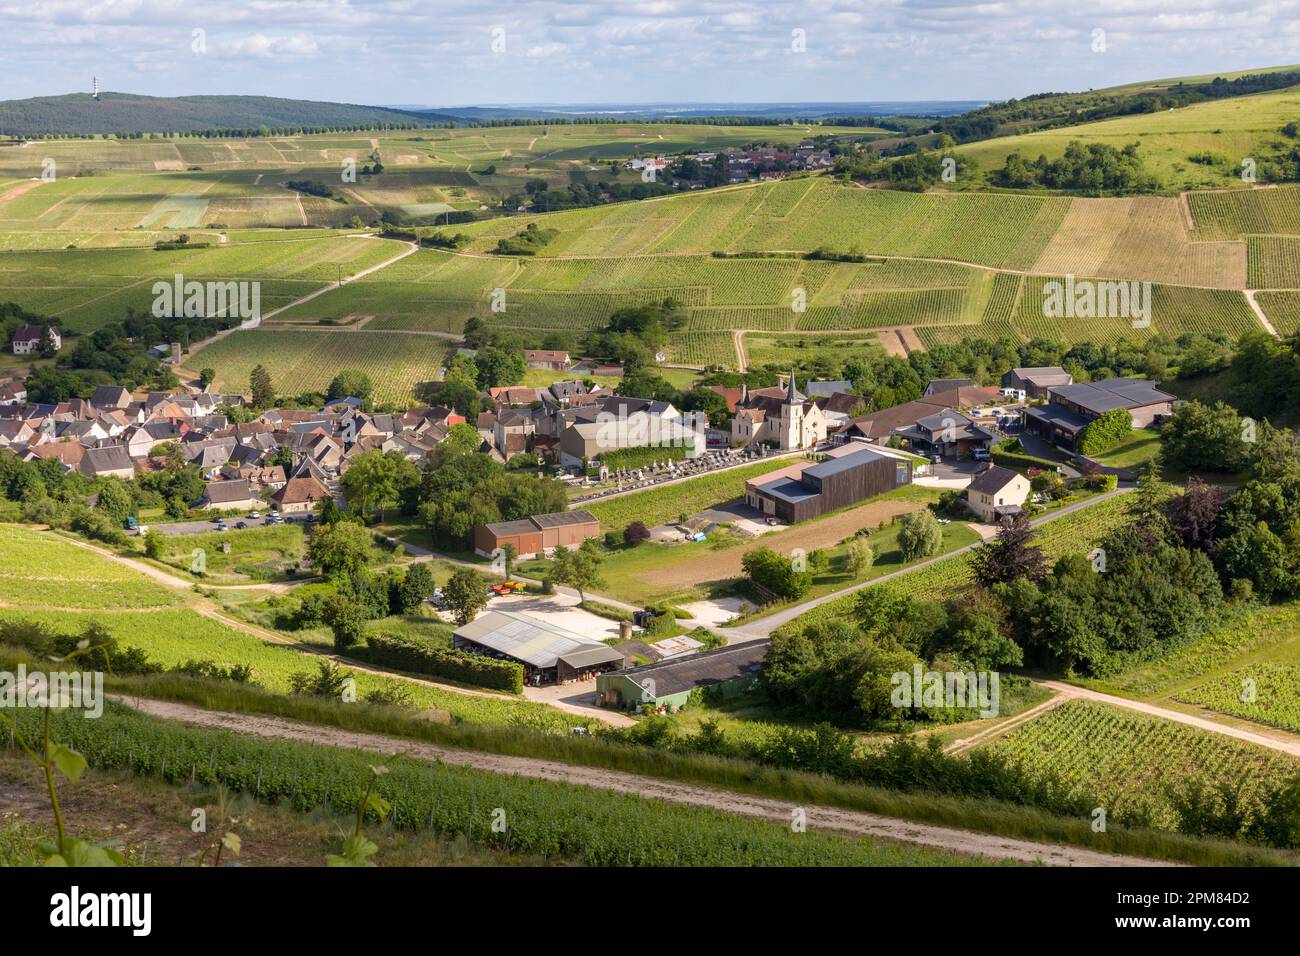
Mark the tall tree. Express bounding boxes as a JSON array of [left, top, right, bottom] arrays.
[[969, 512, 1046, 588], [249, 364, 275, 409]]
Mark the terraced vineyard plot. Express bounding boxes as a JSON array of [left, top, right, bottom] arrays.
[[777, 492, 1133, 635], [191, 329, 453, 404], [665, 331, 738, 368], [1012, 276, 1258, 344], [1033, 196, 1246, 289], [1247, 236, 1300, 289], [0, 526, 179, 610], [1256, 292, 1300, 336], [0, 236, 406, 332], [984, 700, 1298, 829], [1177, 663, 1300, 733], [453, 180, 1069, 269], [1189, 185, 1300, 240]]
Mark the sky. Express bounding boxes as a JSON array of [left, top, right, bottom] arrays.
[[0, 0, 1297, 106]]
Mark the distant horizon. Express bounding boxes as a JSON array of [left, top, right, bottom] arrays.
[[2, 1, 1296, 105]]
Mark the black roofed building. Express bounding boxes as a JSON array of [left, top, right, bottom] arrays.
[[744, 443, 913, 524], [1002, 367, 1073, 399], [1023, 377, 1174, 451]]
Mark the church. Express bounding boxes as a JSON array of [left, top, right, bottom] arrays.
[[730, 371, 827, 451]]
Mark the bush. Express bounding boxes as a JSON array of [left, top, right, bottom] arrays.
[[623, 521, 651, 547], [361, 633, 524, 694], [1078, 408, 1132, 456], [991, 441, 1058, 472]]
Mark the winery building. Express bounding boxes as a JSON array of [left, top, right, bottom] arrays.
[[744, 444, 913, 524]]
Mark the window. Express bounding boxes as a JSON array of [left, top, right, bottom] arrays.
[[895, 463, 909, 485]]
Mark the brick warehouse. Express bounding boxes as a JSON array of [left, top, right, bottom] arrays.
[[473, 510, 601, 559]]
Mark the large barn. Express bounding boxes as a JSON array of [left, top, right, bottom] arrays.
[[453, 610, 623, 686]]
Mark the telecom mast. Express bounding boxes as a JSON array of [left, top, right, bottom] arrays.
[[92, 77, 100, 100]]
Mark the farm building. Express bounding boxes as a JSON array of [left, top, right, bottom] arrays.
[[11, 324, 60, 356], [454, 610, 623, 686], [744, 443, 913, 524], [1022, 378, 1174, 451], [473, 509, 600, 559], [1002, 367, 1073, 399], [596, 640, 768, 710]]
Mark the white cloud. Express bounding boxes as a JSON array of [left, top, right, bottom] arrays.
[[0, 0, 1295, 104]]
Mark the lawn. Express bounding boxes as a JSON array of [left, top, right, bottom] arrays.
[[1095, 429, 1162, 469]]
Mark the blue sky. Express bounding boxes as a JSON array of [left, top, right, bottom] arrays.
[[1, 1, 1297, 105]]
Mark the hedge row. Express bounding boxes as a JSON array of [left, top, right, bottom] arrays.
[[990, 447, 1059, 473], [360, 633, 524, 694]]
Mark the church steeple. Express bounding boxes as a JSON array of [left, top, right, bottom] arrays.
[[785, 368, 798, 404]]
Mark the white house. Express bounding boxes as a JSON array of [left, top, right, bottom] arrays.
[[966, 464, 1031, 523]]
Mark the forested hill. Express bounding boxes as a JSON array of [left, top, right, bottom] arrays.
[[0, 93, 455, 136]]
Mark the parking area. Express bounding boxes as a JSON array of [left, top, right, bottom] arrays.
[[145, 513, 312, 535]]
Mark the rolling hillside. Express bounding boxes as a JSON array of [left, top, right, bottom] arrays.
[[0, 92, 446, 136]]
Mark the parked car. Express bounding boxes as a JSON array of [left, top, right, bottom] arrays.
[[217, 522, 229, 531], [134, 525, 149, 536], [211, 514, 224, 523], [235, 521, 248, 529], [972, 448, 991, 461], [249, 510, 261, 519], [304, 513, 316, 524]]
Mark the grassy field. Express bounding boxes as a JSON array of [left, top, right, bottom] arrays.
[[527, 485, 972, 607], [983, 700, 1299, 830], [954, 86, 1300, 194], [151, 524, 307, 584]]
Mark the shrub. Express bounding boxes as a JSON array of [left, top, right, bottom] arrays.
[[623, 521, 651, 547]]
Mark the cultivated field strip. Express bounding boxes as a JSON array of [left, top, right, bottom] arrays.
[[984, 700, 1299, 830], [1188, 185, 1300, 240]]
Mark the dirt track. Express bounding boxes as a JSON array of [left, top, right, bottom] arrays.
[[114, 696, 1173, 867]]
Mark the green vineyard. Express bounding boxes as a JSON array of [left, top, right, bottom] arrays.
[[984, 700, 1298, 829], [1177, 663, 1300, 734]]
